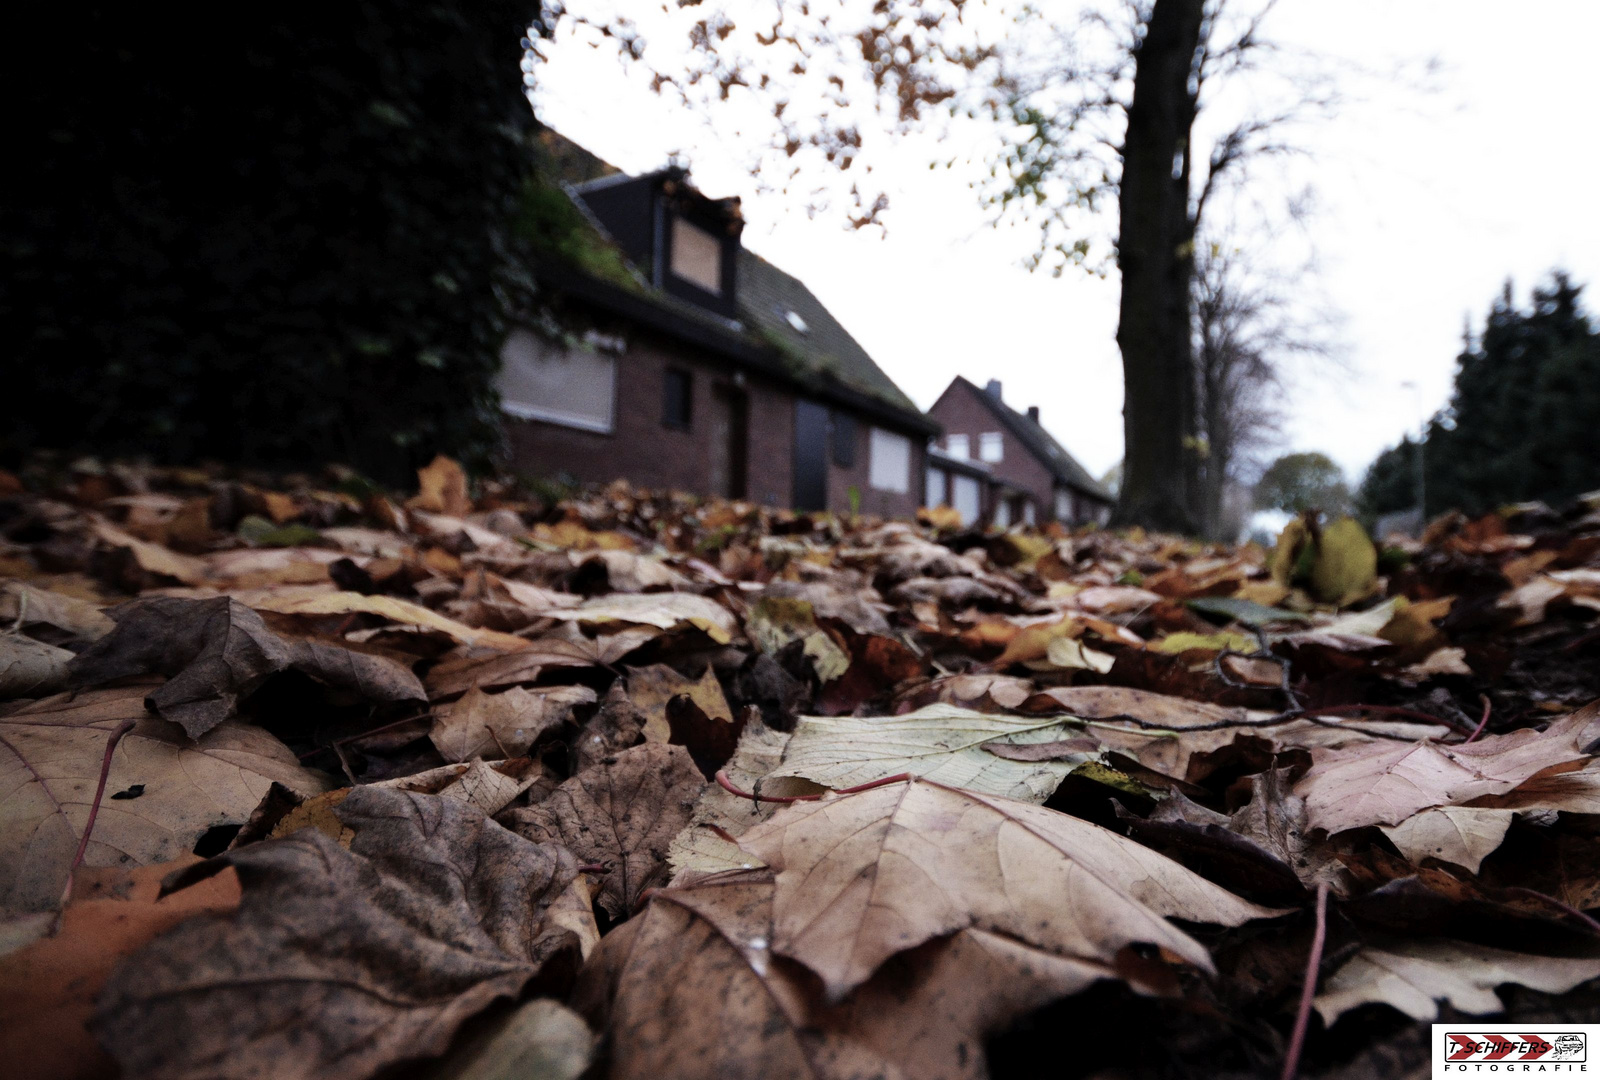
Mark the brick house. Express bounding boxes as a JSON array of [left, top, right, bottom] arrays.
[[926, 377, 1114, 526], [496, 131, 936, 517]]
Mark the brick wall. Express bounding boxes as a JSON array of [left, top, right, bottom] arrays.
[[927, 382, 1055, 520], [503, 326, 921, 515]]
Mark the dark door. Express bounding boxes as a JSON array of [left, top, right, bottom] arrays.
[[708, 385, 749, 499], [793, 399, 830, 511]]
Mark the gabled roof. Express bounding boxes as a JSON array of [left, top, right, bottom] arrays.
[[523, 128, 932, 434], [946, 376, 1114, 503]]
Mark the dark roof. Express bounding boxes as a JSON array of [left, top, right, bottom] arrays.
[[526, 129, 933, 434], [947, 376, 1114, 503]]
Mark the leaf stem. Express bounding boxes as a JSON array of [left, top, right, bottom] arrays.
[[1461, 695, 1492, 743], [60, 718, 137, 909], [1281, 881, 1329, 1080], [714, 770, 913, 804]]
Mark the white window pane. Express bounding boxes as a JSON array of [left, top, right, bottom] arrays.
[[869, 428, 911, 493], [1023, 502, 1036, 525], [671, 217, 723, 294], [979, 432, 1004, 463], [925, 467, 946, 507], [496, 329, 616, 433], [952, 475, 981, 525], [994, 499, 1011, 528], [945, 433, 969, 460], [1055, 489, 1072, 521]]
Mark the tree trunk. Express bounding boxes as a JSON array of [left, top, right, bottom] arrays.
[[1109, 0, 1204, 533]]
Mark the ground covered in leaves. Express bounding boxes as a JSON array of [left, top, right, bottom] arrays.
[[3, 456, 1600, 1080]]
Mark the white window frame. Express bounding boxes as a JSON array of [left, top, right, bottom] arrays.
[[979, 432, 1004, 463], [952, 475, 981, 526], [994, 498, 1011, 528], [869, 427, 912, 493], [925, 466, 947, 508], [945, 433, 970, 460], [496, 328, 617, 434]]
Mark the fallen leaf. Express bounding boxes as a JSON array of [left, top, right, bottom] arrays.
[[244, 588, 531, 651], [407, 454, 473, 518], [626, 664, 731, 743], [737, 779, 1282, 1000], [576, 874, 1121, 1080], [504, 742, 704, 918], [1378, 807, 1515, 873], [537, 592, 737, 645], [0, 582, 114, 644], [771, 704, 1101, 802], [0, 857, 241, 1080], [416, 998, 594, 1080], [1040, 635, 1116, 672], [430, 685, 596, 763], [92, 787, 584, 1080], [1314, 939, 1600, 1023], [1294, 712, 1591, 833], [68, 596, 424, 738], [90, 520, 209, 586], [0, 686, 331, 915], [0, 633, 73, 697], [745, 596, 850, 680]]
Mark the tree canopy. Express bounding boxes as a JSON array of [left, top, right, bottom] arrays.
[[1255, 451, 1350, 516]]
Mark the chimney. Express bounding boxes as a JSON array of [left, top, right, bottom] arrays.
[[984, 379, 1002, 400], [1027, 406, 1040, 423]]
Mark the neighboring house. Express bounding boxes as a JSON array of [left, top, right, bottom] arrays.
[[497, 131, 937, 517], [926, 377, 1114, 526]]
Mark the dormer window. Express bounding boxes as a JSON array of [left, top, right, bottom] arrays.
[[670, 216, 723, 295]]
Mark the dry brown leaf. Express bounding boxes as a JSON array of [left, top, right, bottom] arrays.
[[536, 592, 737, 645], [382, 758, 553, 817], [242, 588, 531, 651], [0, 582, 114, 644], [90, 520, 210, 585], [415, 998, 594, 1080], [1294, 712, 1592, 833], [423, 631, 651, 700], [0, 858, 241, 1080], [0, 633, 73, 697], [430, 685, 596, 763], [1469, 757, 1600, 815], [1378, 807, 1515, 873], [626, 664, 732, 743], [1314, 939, 1600, 1023], [771, 704, 1098, 801], [407, 454, 473, 518], [67, 596, 423, 738], [736, 778, 1281, 1000], [0, 686, 331, 916], [503, 742, 704, 918], [576, 874, 1118, 1080], [92, 787, 583, 1080]]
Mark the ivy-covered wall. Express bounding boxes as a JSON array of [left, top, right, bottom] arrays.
[[3, 4, 540, 481]]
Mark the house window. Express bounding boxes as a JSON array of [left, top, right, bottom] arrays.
[[496, 329, 615, 433], [994, 499, 1012, 528], [662, 369, 692, 430], [670, 216, 723, 295], [869, 428, 911, 493], [952, 475, 981, 526], [1055, 489, 1073, 522], [979, 432, 1004, 463], [925, 467, 947, 507], [1023, 501, 1036, 526], [831, 412, 857, 468], [946, 433, 970, 460]]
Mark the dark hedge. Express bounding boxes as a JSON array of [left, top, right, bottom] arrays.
[[3, 4, 541, 482]]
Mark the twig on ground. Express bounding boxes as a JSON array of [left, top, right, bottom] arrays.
[[1281, 882, 1330, 1080], [1503, 887, 1600, 936]]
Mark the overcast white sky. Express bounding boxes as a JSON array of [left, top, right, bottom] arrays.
[[531, 1, 1600, 484]]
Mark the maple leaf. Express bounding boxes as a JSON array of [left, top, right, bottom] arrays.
[[736, 778, 1283, 1000], [0, 685, 331, 915], [92, 787, 586, 1080]]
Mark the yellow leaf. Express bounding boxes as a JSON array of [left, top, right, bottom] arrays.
[[1311, 517, 1378, 607]]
